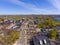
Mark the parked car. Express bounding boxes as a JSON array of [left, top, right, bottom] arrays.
[[12, 25, 20, 29], [41, 28, 46, 32]]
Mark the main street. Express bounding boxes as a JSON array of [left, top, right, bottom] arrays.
[[16, 21, 29, 45]]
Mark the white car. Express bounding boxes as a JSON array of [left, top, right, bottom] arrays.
[[12, 26, 19, 29]]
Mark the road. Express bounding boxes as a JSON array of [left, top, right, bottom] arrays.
[[14, 30, 26, 45], [55, 41, 60, 45], [16, 22, 29, 45], [49, 39, 60, 45]]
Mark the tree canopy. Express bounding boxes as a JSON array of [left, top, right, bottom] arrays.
[[48, 30, 57, 39], [0, 30, 20, 45]]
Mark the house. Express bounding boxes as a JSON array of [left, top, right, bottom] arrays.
[[19, 18, 25, 23], [55, 25, 60, 31], [28, 21, 34, 30], [3, 21, 10, 25], [57, 32, 60, 39], [22, 18, 25, 22], [15, 20, 22, 26], [0, 26, 3, 29], [34, 20, 39, 24], [35, 28, 41, 32], [16, 20, 20, 23], [33, 35, 51, 45], [3, 18, 8, 22], [0, 33, 4, 37], [0, 30, 4, 37], [9, 19, 14, 24], [6, 23, 15, 29]]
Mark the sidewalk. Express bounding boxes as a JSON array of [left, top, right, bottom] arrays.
[[49, 39, 56, 45]]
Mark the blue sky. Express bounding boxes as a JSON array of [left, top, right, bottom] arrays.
[[0, 0, 60, 14]]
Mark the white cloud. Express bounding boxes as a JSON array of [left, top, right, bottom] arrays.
[[48, 0, 60, 10], [3, 0, 60, 14], [7, 0, 54, 14]]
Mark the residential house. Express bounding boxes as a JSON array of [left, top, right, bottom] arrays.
[[0, 30, 4, 37], [28, 21, 34, 30], [0, 26, 3, 29], [9, 19, 14, 24], [33, 35, 51, 45], [34, 20, 39, 24], [6, 23, 15, 29], [15, 20, 22, 26], [35, 28, 41, 32], [57, 32, 60, 39]]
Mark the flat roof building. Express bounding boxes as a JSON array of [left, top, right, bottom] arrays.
[[33, 34, 51, 45]]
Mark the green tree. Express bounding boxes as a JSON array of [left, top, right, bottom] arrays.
[[15, 16, 21, 20], [0, 37, 4, 43], [6, 31, 20, 42], [45, 19, 55, 26], [5, 30, 20, 45], [37, 23, 44, 28], [48, 30, 57, 39]]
